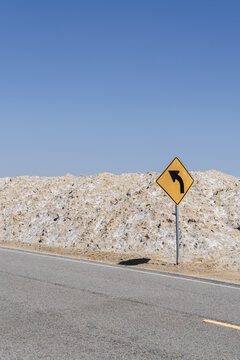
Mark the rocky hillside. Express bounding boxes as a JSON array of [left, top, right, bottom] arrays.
[[0, 170, 239, 270]]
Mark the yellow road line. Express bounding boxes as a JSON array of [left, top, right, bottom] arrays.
[[203, 319, 240, 330]]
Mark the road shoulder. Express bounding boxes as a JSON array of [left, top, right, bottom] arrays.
[[0, 240, 239, 285]]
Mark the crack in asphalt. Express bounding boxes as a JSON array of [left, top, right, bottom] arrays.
[[0, 269, 209, 322]]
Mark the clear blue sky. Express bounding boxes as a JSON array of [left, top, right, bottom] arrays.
[[1, 1, 239, 177]]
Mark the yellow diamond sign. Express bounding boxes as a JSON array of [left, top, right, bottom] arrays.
[[156, 157, 194, 205]]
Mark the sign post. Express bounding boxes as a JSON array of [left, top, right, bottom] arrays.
[[156, 157, 194, 265], [175, 204, 179, 265]]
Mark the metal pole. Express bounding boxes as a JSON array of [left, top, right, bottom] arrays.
[[175, 204, 179, 265]]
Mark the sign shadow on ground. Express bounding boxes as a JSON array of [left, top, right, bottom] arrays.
[[118, 258, 151, 266]]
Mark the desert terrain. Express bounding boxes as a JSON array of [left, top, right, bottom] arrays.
[[0, 170, 239, 283]]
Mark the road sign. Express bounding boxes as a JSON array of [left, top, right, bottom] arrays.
[[156, 157, 194, 205]]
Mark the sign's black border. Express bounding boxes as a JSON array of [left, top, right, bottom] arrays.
[[156, 157, 194, 205]]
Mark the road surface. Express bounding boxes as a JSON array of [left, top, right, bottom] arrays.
[[0, 247, 239, 359]]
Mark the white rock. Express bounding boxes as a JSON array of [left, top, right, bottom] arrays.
[[0, 170, 239, 270]]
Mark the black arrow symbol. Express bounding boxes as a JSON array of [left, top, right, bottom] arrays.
[[169, 171, 184, 193]]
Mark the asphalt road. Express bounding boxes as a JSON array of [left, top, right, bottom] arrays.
[[0, 247, 239, 360]]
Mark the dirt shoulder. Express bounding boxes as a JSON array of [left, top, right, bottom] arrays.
[[1, 240, 239, 285]]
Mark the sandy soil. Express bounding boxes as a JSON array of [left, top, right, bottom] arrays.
[[1, 240, 239, 285]]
